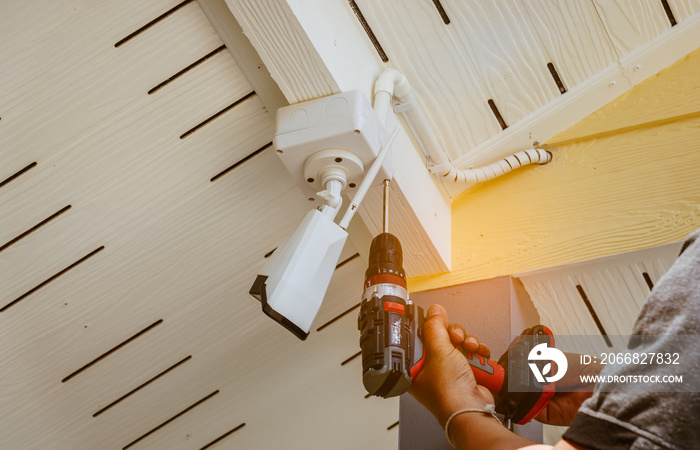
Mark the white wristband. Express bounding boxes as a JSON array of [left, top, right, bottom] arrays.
[[444, 403, 502, 447]]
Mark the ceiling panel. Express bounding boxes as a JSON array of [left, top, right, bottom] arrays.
[[591, 0, 672, 54], [348, 0, 621, 162], [2, 250, 394, 449], [1, 0, 396, 448], [0, 0, 218, 173], [347, 0, 695, 174], [0, 63, 256, 296], [353, 0, 499, 158], [668, 0, 700, 21], [517, 0, 619, 88], [516, 241, 682, 350], [443, 0, 559, 125]]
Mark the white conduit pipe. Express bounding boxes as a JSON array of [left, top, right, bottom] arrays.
[[373, 69, 552, 185]]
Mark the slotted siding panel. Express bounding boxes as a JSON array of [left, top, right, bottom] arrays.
[[0, 0, 216, 176], [668, 0, 700, 21], [354, 0, 604, 157], [518, 0, 619, 87], [516, 241, 683, 342], [0, 1, 397, 449], [8, 248, 397, 449], [591, 0, 671, 55], [350, 0, 698, 184], [443, 0, 559, 125], [138, 311, 398, 449], [0, 60, 254, 301], [352, 0, 499, 157]]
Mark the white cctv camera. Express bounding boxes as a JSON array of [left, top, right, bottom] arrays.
[[249, 209, 348, 340], [249, 90, 396, 340]]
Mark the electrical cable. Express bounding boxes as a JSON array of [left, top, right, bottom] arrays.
[[338, 126, 400, 230]]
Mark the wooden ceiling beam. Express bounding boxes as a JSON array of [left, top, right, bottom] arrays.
[[220, 0, 452, 275]]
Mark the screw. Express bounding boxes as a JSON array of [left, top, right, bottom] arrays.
[[349, 183, 356, 188], [609, 80, 616, 88], [335, 157, 342, 163], [307, 178, 314, 183]]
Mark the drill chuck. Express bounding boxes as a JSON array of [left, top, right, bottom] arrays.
[[364, 232, 406, 282]]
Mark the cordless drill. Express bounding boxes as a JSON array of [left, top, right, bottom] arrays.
[[357, 230, 556, 425]]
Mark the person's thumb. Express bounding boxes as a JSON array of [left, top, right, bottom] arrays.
[[422, 304, 453, 358]]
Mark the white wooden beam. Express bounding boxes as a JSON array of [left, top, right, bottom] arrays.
[[197, 0, 288, 114], [222, 0, 451, 275]]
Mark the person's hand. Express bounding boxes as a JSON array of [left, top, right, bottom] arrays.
[[535, 353, 604, 426], [408, 304, 494, 427]]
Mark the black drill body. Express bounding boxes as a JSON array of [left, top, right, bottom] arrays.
[[358, 232, 425, 398]]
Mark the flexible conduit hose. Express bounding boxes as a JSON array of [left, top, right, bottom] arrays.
[[373, 69, 552, 185]]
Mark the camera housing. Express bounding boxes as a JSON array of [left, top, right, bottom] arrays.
[[249, 209, 348, 340], [250, 90, 390, 340]]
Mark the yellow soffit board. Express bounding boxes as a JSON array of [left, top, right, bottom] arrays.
[[408, 47, 700, 293]]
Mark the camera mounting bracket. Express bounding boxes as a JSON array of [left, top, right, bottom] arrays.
[[274, 90, 392, 205]]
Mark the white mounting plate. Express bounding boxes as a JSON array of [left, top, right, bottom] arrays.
[[303, 149, 364, 194], [273, 90, 391, 202]]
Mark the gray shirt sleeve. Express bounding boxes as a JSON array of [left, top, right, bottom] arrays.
[[563, 229, 700, 450]]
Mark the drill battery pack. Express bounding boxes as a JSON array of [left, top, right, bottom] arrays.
[[357, 295, 424, 398]]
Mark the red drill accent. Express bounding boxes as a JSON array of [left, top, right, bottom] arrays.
[[383, 301, 405, 314], [364, 273, 406, 289]]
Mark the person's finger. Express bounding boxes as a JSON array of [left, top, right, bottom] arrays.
[[462, 336, 480, 353], [449, 326, 492, 359], [477, 343, 491, 359], [422, 304, 452, 358], [447, 324, 466, 346], [456, 333, 492, 361]]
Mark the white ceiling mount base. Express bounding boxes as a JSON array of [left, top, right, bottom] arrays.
[[274, 90, 392, 201], [303, 149, 363, 199]]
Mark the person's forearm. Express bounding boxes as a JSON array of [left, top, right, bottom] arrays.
[[449, 413, 543, 450]]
